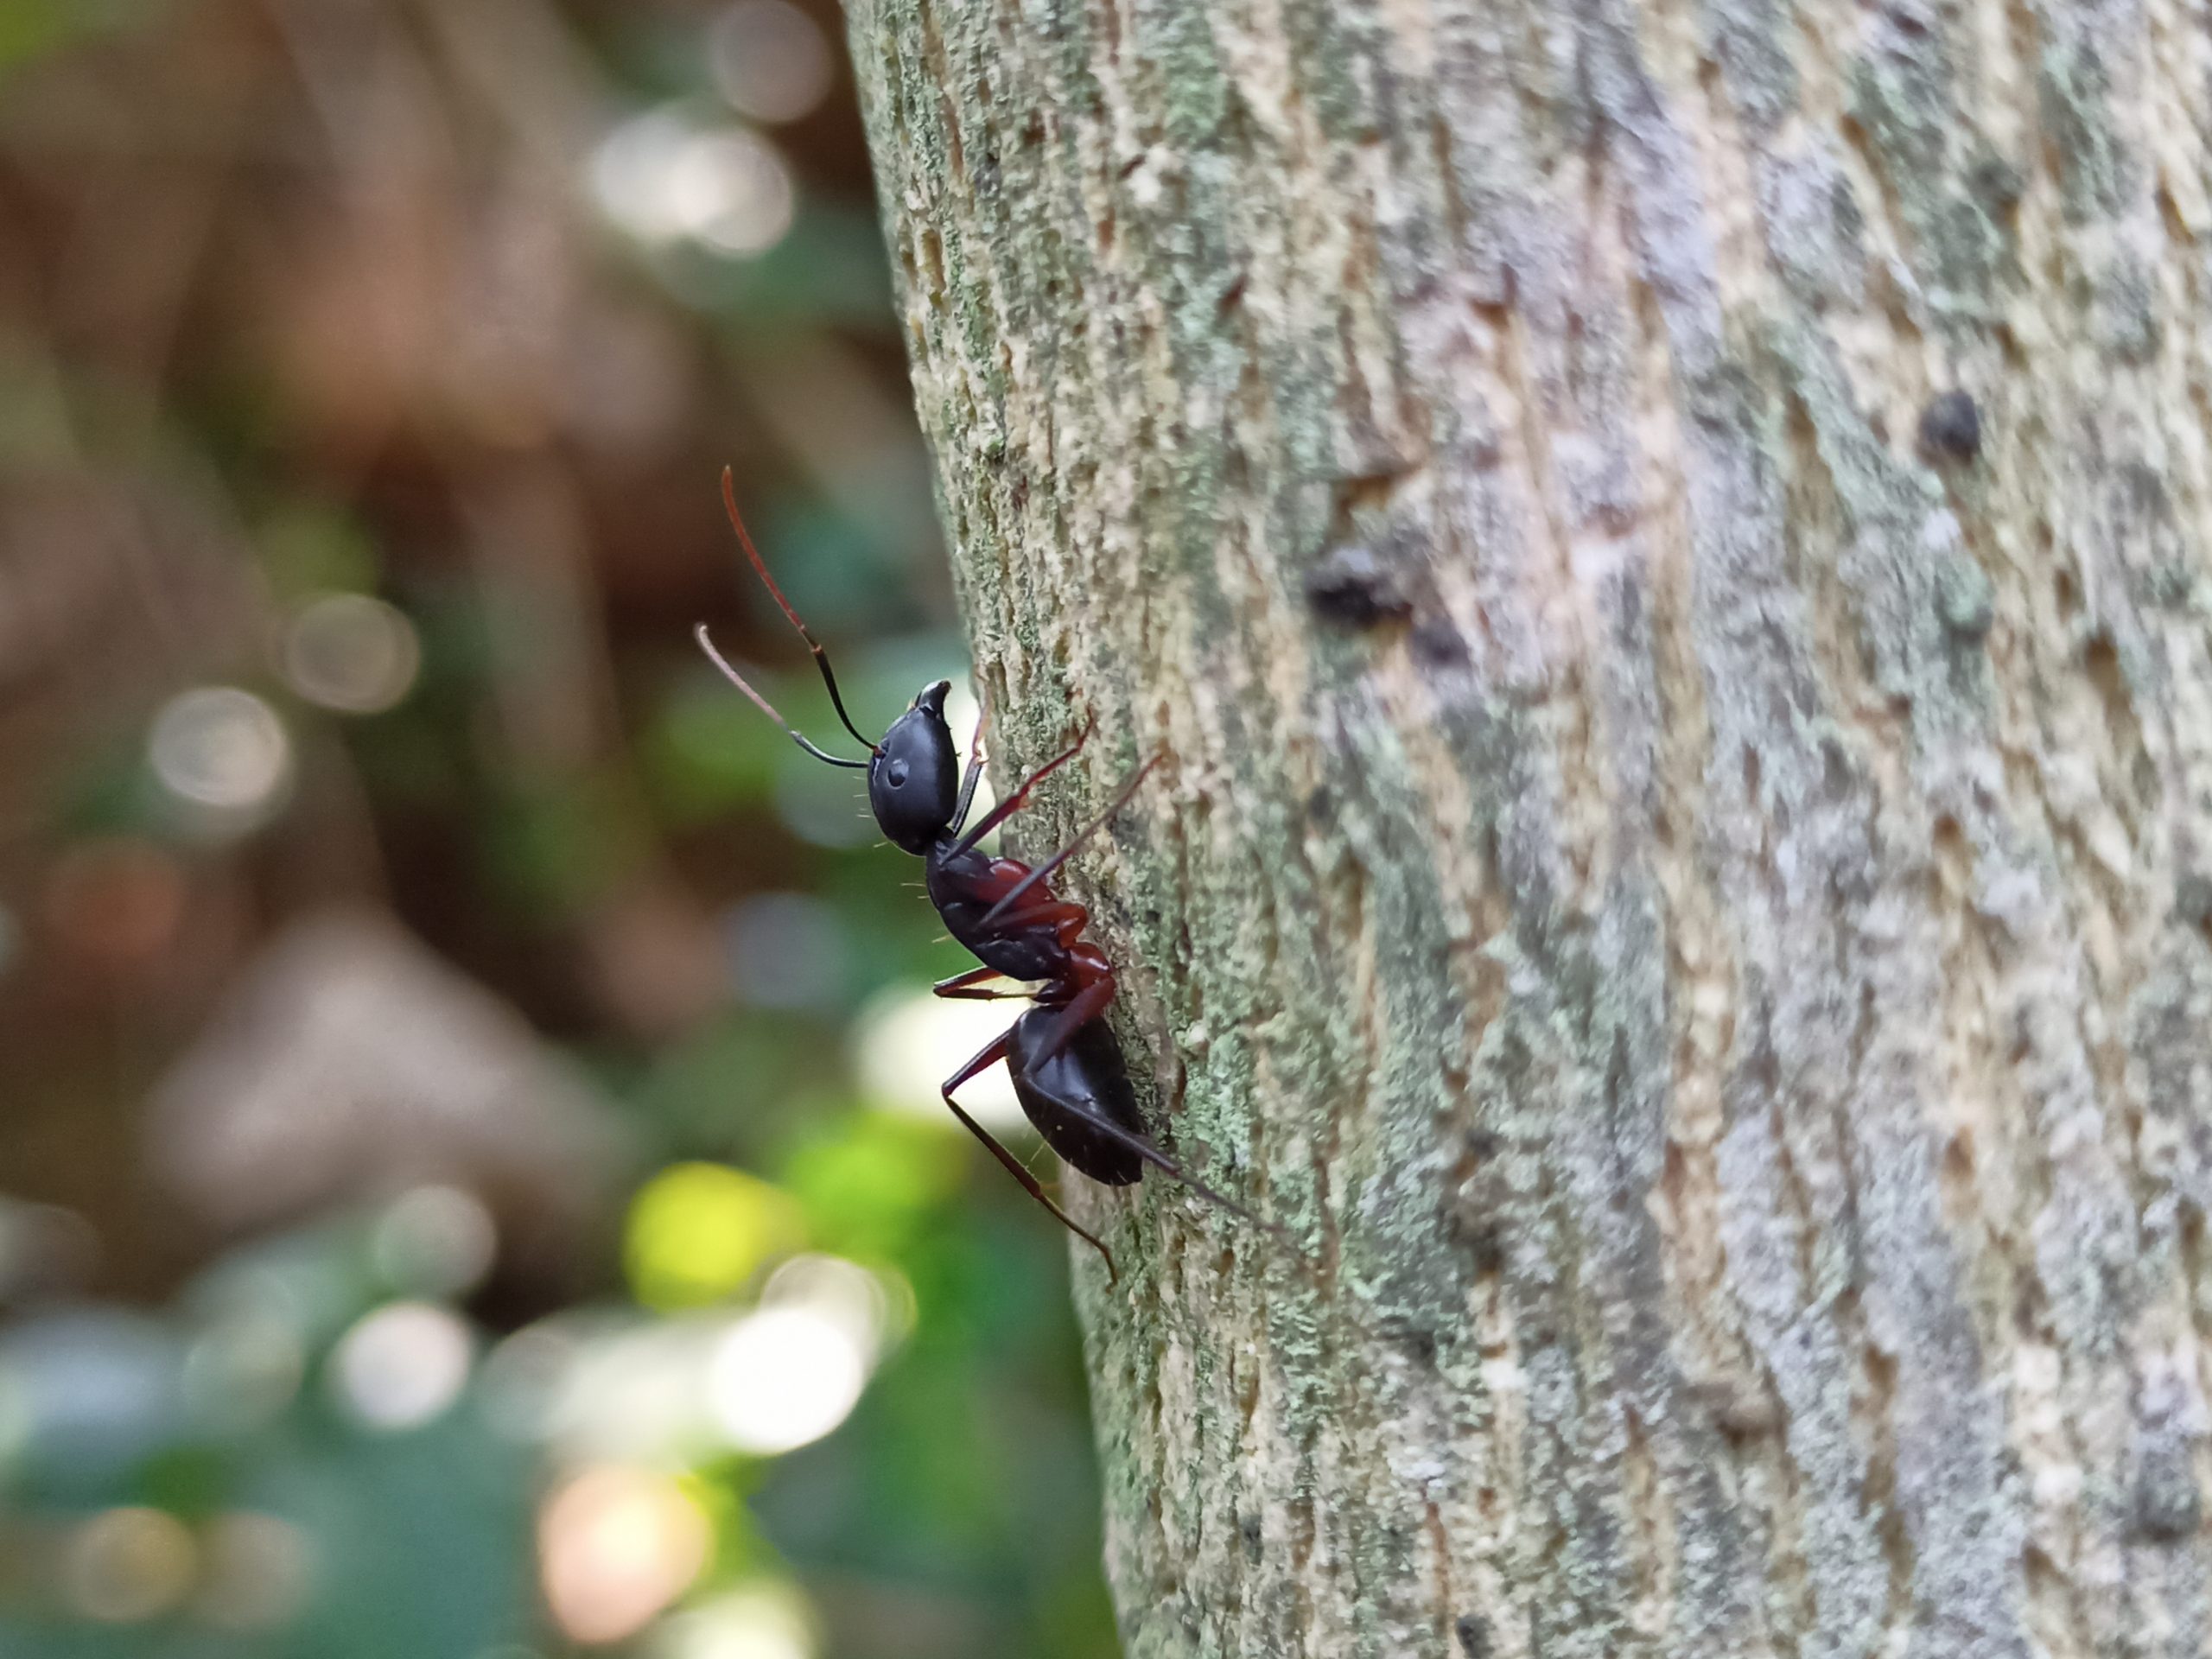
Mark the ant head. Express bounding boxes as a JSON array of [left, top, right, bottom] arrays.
[[868, 680, 959, 852]]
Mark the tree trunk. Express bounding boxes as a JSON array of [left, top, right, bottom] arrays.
[[842, 0, 2212, 1654]]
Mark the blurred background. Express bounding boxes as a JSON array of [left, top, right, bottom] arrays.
[[0, 3, 1121, 1655]]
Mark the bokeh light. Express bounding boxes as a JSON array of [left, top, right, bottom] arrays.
[[282, 592, 422, 714], [538, 1320, 721, 1463], [760, 1252, 906, 1358], [539, 1466, 712, 1645], [626, 1163, 805, 1312], [146, 686, 293, 836], [591, 111, 797, 257], [659, 1584, 817, 1659], [708, 1, 836, 124], [61, 1508, 197, 1624], [41, 836, 187, 971], [372, 1185, 499, 1299], [480, 1320, 588, 1444], [329, 1302, 474, 1432], [196, 1512, 314, 1632], [708, 1303, 867, 1455], [856, 988, 1027, 1129], [181, 1309, 306, 1433]]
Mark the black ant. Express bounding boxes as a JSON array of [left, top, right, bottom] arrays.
[[696, 469, 1280, 1279]]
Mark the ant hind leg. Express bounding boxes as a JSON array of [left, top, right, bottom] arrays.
[[940, 1031, 1118, 1281]]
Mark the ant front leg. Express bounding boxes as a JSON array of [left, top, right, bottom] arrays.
[[978, 753, 1161, 931], [947, 720, 1094, 859], [941, 1030, 1119, 1281], [931, 966, 1031, 1001], [948, 682, 992, 838]]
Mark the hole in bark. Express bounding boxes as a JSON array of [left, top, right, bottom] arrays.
[[1916, 390, 1982, 465], [1929, 813, 1968, 899], [2055, 567, 2081, 621], [2084, 632, 2135, 747], [1412, 617, 1471, 668], [1940, 1133, 1976, 1220]]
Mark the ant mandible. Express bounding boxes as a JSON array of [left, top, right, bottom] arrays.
[[696, 468, 1275, 1280]]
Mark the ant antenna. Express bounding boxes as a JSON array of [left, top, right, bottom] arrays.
[[694, 624, 870, 771], [721, 467, 877, 756]]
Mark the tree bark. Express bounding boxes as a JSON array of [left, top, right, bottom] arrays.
[[842, 0, 2212, 1654]]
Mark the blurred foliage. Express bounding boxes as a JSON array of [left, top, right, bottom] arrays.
[[0, 3, 1120, 1657]]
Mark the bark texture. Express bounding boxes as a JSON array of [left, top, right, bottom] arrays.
[[842, 0, 2212, 1654]]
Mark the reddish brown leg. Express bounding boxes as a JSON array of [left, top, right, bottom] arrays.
[[941, 1033, 1118, 1280], [1023, 974, 1116, 1071], [985, 899, 1090, 937], [932, 965, 1016, 998], [949, 683, 992, 836], [947, 721, 1094, 859], [979, 753, 1161, 930]]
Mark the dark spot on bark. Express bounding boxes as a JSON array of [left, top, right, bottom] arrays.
[[1306, 785, 1335, 828], [1459, 1221, 1505, 1274], [1691, 1376, 1782, 1439], [1218, 273, 1248, 315], [1382, 1319, 1439, 1365], [1465, 1128, 1502, 1161], [1411, 618, 1470, 668], [1239, 1512, 1263, 1561], [1916, 391, 1981, 464], [2119, 460, 2171, 519], [1306, 543, 1412, 628], [1968, 155, 2025, 211], [2134, 1462, 2202, 1540], [2174, 865, 2212, 928], [1821, 734, 1855, 797], [1456, 1613, 1492, 1658]]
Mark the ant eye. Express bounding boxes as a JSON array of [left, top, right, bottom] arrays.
[[887, 761, 909, 788]]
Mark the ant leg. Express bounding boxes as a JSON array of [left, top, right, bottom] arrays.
[[946, 720, 1095, 859], [1032, 1091, 1297, 1248], [942, 1036, 1119, 1281], [934, 965, 1006, 995], [1023, 976, 1115, 1072], [983, 899, 1089, 937], [949, 683, 991, 836], [979, 753, 1162, 931], [932, 967, 1032, 1002]]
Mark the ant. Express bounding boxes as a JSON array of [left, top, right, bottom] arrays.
[[696, 469, 1280, 1280]]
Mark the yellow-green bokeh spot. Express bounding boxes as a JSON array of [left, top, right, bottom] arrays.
[[778, 1111, 967, 1258], [626, 1163, 805, 1311]]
